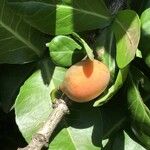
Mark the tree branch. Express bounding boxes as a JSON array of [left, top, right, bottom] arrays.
[[18, 99, 70, 150]]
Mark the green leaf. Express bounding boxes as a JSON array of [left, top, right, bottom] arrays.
[[103, 131, 146, 150], [72, 33, 94, 60], [127, 70, 150, 149], [0, 63, 34, 112], [15, 63, 101, 149], [100, 98, 127, 139], [94, 66, 129, 107], [15, 62, 66, 142], [123, 131, 146, 150], [0, 0, 48, 64], [15, 59, 128, 150], [112, 10, 140, 68], [49, 104, 102, 150], [140, 8, 150, 68], [136, 49, 142, 58], [94, 27, 118, 84], [47, 35, 85, 67], [129, 66, 150, 94], [131, 125, 150, 149], [50, 94, 127, 150], [141, 9, 150, 35], [9, 0, 111, 35], [96, 96, 146, 150]]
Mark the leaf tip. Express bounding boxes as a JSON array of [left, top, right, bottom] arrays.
[[46, 43, 50, 47]]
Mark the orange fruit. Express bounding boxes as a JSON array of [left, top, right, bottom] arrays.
[[60, 59, 110, 102]]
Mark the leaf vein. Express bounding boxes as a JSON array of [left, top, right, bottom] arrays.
[[0, 36, 15, 42], [116, 19, 133, 47], [0, 45, 27, 56]]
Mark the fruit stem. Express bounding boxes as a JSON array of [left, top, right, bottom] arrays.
[[17, 98, 70, 150]]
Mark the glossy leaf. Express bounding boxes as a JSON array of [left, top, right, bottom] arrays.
[[127, 69, 150, 149], [131, 125, 150, 149], [9, 0, 111, 35], [0, 0, 48, 64], [50, 105, 102, 150], [50, 92, 128, 150], [15, 63, 66, 142], [140, 8, 150, 68], [112, 10, 140, 68], [15, 59, 129, 150], [136, 49, 142, 58], [123, 131, 145, 150], [141, 9, 150, 35], [94, 97, 146, 150], [15, 67, 147, 149], [47, 35, 85, 67], [94, 66, 129, 107], [15, 64, 102, 149], [94, 27, 118, 84]]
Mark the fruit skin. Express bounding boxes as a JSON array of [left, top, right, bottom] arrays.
[[60, 59, 110, 103]]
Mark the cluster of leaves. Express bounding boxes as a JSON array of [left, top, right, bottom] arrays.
[[0, 0, 150, 149]]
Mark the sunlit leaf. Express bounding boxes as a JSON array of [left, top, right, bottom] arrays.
[[127, 68, 150, 149], [15, 60, 102, 149], [94, 27, 118, 84], [50, 93, 128, 150], [94, 66, 129, 107], [9, 0, 111, 35], [15, 61, 66, 141], [136, 49, 142, 58], [112, 10, 140, 68], [15, 59, 128, 150], [47, 35, 85, 67], [140, 8, 150, 68]]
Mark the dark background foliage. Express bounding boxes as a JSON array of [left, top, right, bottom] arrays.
[[0, 0, 150, 149]]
